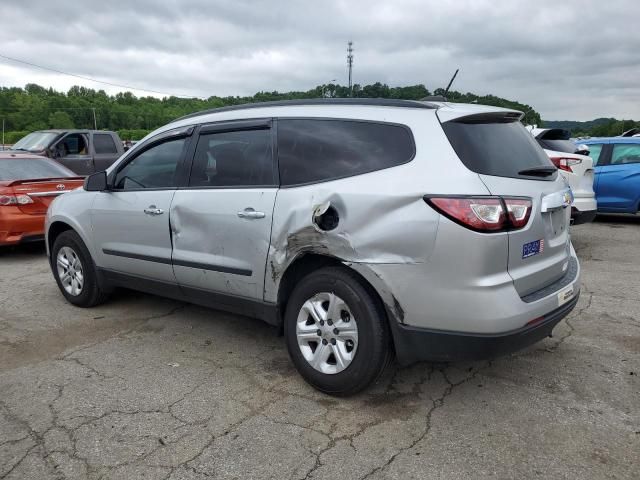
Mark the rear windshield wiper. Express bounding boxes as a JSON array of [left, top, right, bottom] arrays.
[[518, 166, 557, 177]]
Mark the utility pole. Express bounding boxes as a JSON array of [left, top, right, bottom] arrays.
[[1, 118, 4, 150], [347, 41, 354, 97], [92, 108, 97, 130]]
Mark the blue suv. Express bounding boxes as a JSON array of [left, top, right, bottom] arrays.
[[580, 137, 640, 214]]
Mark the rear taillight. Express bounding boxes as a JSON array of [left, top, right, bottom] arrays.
[[0, 194, 34, 206], [550, 157, 581, 173], [425, 196, 532, 233]]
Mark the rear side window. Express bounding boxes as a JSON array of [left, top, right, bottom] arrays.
[[442, 119, 555, 180], [277, 119, 415, 186], [94, 134, 118, 154], [189, 129, 274, 187]]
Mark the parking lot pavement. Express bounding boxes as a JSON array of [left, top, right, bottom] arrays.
[[0, 217, 638, 480]]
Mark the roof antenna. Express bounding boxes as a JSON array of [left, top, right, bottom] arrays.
[[421, 68, 459, 102], [444, 68, 459, 96]]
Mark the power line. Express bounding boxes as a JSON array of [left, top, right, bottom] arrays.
[[0, 52, 198, 99]]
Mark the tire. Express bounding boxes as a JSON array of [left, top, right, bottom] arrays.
[[51, 230, 108, 307], [284, 266, 391, 396]]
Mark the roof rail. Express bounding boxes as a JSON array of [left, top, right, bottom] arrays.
[[174, 98, 437, 122]]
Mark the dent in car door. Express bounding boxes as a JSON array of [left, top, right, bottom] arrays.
[[170, 120, 277, 300]]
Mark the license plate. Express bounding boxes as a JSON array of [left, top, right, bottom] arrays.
[[558, 285, 575, 306], [522, 239, 544, 259]]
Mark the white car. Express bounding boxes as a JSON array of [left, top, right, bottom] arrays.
[[530, 128, 597, 224]]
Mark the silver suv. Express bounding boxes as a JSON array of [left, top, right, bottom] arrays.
[[46, 99, 581, 395]]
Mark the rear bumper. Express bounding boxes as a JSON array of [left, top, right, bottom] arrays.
[[0, 212, 45, 246], [390, 292, 579, 365]]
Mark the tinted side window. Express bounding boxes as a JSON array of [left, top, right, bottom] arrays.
[[189, 129, 273, 187], [587, 144, 604, 165], [611, 144, 640, 165], [94, 134, 118, 154], [114, 137, 186, 190], [277, 119, 415, 186]]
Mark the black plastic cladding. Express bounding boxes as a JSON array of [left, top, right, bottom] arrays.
[[174, 98, 438, 122]]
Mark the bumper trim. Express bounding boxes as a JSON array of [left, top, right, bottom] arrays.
[[390, 291, 580, 365]]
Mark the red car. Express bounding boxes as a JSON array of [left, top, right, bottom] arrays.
[[0, 153, 84, 246]]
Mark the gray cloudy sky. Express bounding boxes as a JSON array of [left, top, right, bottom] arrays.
[[1, 0, 638, 120]]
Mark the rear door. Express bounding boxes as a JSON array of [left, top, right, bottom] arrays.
[[91, 127, 193, 283], [440, 112, 572, 297], [170, 120, 277, 301], [92, 132, 122, 172], [595, 143, 640, 212]]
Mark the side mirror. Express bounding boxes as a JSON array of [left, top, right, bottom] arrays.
[[84, 171, 108, 191]]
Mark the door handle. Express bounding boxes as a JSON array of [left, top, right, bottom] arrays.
[[237, 208, 265, 219], [144, 205, 164, 215]]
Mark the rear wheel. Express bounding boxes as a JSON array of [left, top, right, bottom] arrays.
[[52, 230, 108, 307], [284, 267, 391, 395]]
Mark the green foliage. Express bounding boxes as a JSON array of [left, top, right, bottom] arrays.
[[48, 111, 75, 129], [544, 118, 640, 137], [1, 82, 542, 141]]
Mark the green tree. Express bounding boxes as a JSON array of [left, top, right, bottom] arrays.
[[48, 111, 75, 129]]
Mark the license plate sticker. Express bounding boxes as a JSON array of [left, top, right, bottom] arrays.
[[558, 285, 575, 306], [522, 239, 544, 259]]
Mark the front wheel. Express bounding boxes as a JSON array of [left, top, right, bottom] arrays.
[[51, 230, 108, 307], [284, 267, 391, 395]]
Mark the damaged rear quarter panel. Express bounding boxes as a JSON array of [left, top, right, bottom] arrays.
[[264, 168, 440, 304]]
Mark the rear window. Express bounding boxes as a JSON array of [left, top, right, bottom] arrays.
[[94, 134, 118, 154], [278, 119, 415, 186], [442, 118, 555, 180], [0, 159, 74, 181], [535, 129, 578, 154]]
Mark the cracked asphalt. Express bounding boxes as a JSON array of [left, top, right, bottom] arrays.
[[1, 215, 638, 479]]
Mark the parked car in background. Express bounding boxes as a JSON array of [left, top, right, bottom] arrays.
[[0, 153, 83, 245], [46, 99, 580, 395], [9, 130, 124, 175], [530, 128, 597, 224], [579, 137, 640, 214]]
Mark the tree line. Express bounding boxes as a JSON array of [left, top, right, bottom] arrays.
[[1, 82, 545, 143]]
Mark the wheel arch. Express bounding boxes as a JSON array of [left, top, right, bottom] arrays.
[[275, 253, 402, 345]]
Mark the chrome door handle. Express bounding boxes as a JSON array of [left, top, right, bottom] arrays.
[[144, 205, 164, 215], [237, 208, 265, 219]]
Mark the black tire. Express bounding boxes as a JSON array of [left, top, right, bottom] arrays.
[[284, 266, 391, 396], [51, 230, 109, 307]]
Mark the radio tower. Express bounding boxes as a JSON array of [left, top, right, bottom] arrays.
[[347, 41, 354, 97]]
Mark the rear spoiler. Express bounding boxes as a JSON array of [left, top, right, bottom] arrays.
[[6, 176, 85, 187], [439, 111, 524, 124]]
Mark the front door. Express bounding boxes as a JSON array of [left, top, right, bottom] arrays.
[[170, 120, 277, 301], [54, 133, 94, 175], [595, 143, 640, 212], [91, 131, 192, 284]]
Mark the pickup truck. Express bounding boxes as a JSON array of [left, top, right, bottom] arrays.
[[8, 129, 124, 175]]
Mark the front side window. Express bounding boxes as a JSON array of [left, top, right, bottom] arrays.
[[277, 119, 415, 186], [586, 144, 604, 165], [189, 129, 274, 187], [55, 134, 88, 156], [113, 137, 186, 190], [611, 144, 640, 165], [94, 134, 118, 154]]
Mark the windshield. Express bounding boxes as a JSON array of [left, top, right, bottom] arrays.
[[0, 159, 74, 181], [12, 132, 60, 152]]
